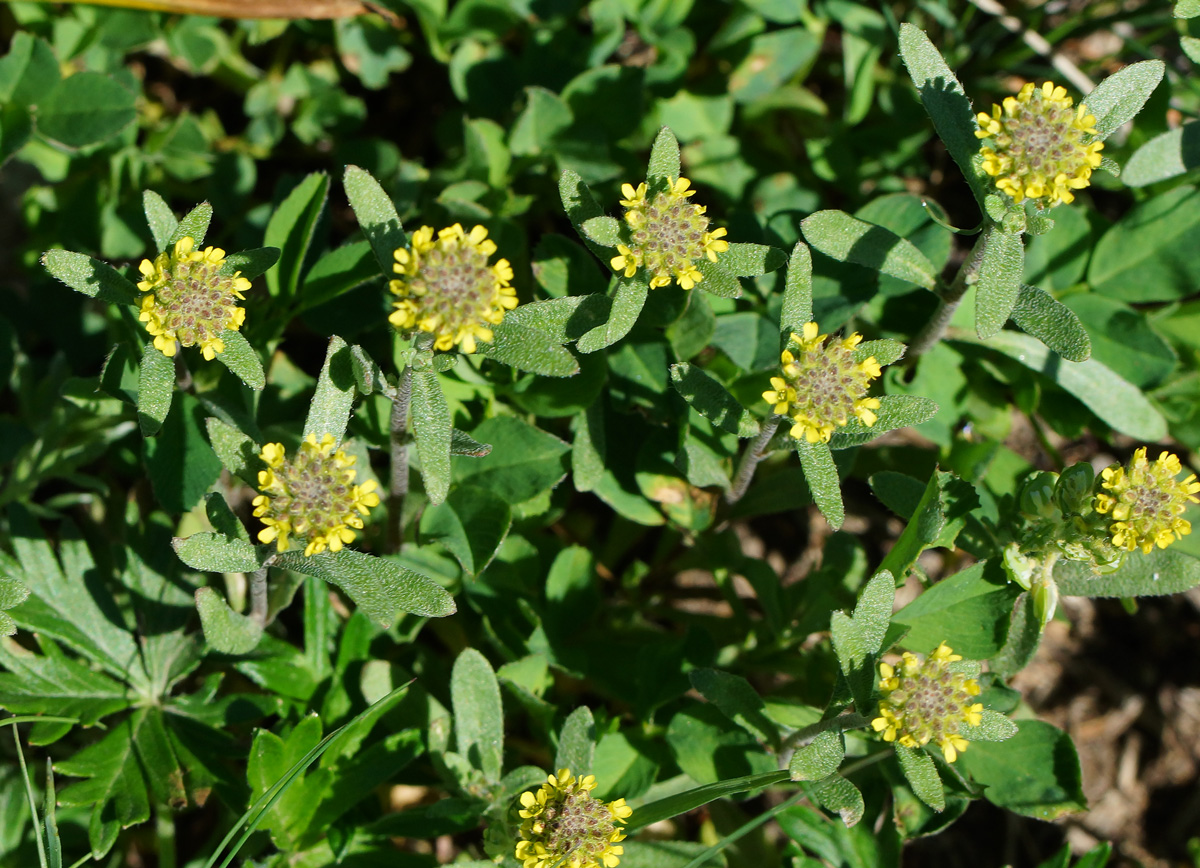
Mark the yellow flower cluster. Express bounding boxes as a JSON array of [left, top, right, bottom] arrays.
[[975, 81, 1104, 207], [1094, 447, 1200, 554], [516, 769, 632, 868], [871, 643, 983, 763], [253, 434, 381, 557], [136, 236, 251, 360], [610, 176, 728, 290], [389, 224, 518, 354], [762, 322, 882, 444]]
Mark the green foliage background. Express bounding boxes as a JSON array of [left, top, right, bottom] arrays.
[[2, 0, 1200, 866]]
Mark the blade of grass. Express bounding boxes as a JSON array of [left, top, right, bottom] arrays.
[[11, 725, 48, 868], [203, 683, 411, 868], [680, 790, 807, 868]]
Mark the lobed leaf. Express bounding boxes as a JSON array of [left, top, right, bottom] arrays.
[[37, 72, 136, 149]]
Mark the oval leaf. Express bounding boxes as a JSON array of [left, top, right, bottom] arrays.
[[802, 210, 937, 290]]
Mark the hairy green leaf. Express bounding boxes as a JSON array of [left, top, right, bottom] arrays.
[[796, 440, 843, 530], [195, 587, 263, 655], [41, 250, 138, 306], [451, 649, 504, 783], [895, 745, 944, 812], [1083, 60, 1164, 141], [216, 330, 265, 391], [344, 165, 407, 273], [303, 336, 355, 443], [1010, 284, 1091, 362], [670, 363, 759, 438], [411, 370, 452, 505], [802, 210, 937, 290], [789, 730, 844, 782], [975, 227, 1024, 340]]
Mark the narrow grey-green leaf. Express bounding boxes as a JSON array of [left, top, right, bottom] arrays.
[[894, 745, 944, 812], [45, 758, 61, 868], [581, 216, 620, 248], [503, 295, 610, 344], [205, 417, 259, 484], [696, 260, 742, 298], [828, 395, 939, 449], [303, 336, 355, 442], [956, 330, 1166, 441], [796, 439, 843, 529], [218, 247, 280, 283], [194, 587, 263, 655], [344, 164, 407, 273], [264, 172, 330, 299], [646, 126, 681, 184], [142, 190, 177, 252], [172, 533, 262, 574], [169, 201, 213, 248], [789, 730, 844, 782], [555, 707, 596, 776], [412, 370, 452, 505], [975, 228, 1024, 339], [669, 363, 759, 438], [1010, 284, 1091, 362], [808, 774, 864, 827], [451, 428, 492, 457], [1055, 548, 1200, 598], [1082, 60, 1165, 141], [41, 250, 138, 306], [451, 648, 504, 783], [1124, 124, 1200, 187], [577, 278, 648, 353], [801, 210, 937, 290], [478, 321, 580, 377], [780, 241, 813, 338], [855, 339, 906, 366], [898, 24, 989, 206], [275, 549, 456, 623], [965, 710, 1018, 743], [215, 330, 265, 391], [716, 243, 787, 278], [138, 344, 175, 436]]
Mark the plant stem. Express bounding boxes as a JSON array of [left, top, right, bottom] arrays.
[[156, 806, 177, 868], [248, 554, 277, 627], [908, 223, 995, 359], [726, 416, 781, 504], [387, 365, 414, 553]]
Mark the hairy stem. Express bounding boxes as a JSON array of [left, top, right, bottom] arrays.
[[387, 365, 414, 552], [247, 553, 276, 627], [726, 415, 782, 504], [908, 223, 994, 359]]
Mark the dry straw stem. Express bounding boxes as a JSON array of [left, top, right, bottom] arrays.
[[36, 0, 396, 20]]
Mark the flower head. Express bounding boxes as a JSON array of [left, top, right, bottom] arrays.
[[761, 322, 882, 443], [609, 176, 728, 290], [252, 434, 380, 557], [975, 80, 1104, 207], [515, 768, 632, 868], [871, 643, 983, 763], [1094, 448, 1200, 554], [388, 224, 517, 354], [136, 237, 251, 360]]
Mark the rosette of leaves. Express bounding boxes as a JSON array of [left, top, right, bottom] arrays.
[[669, 242, 938, 529], [174, 335, 457, 653], [41, 192, 278, 435], [558, 126, 787, 354], [0, 506, 280, 859]]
